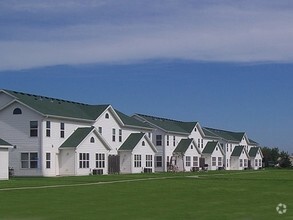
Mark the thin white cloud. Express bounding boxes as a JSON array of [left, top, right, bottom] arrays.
[[1, 0, 293, 70]]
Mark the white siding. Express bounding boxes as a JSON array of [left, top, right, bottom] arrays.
[[0, 148, 9, 180], [0, 92, 14, 109], [119, 152, 131, 174], [0, 103, 43, 176], [59, 149, 75, 176]]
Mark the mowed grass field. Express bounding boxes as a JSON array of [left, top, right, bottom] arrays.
[[0, 170, 292, 220]]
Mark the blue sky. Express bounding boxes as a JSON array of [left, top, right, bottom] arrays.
[[0, 1, 293, 153]]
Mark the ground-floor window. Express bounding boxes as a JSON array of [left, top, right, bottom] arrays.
[[46, 152, 51, 169], [244, 159, 248, 167], [21, 152, 38, 169], [255, 159, 258, 166], [79, 153, 89, 168], [146, 155, 152, 167], [155, 156, 162, 167], [134, 154, 141, 167], [218, 157, 222, 167], [259, 159, 262, 167], [193, 156, 199, 167], [186, 156, 191, 167], [96, 153, 105, 168], [240, 159, 243, 167], [212, 157, 216, 166]]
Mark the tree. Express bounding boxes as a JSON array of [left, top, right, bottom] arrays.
[[278, 151, 292, 168]]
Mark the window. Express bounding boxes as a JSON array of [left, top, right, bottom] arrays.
[[218, 157, 222, 167], [98, 127, 102, 134], [230, 144, 232, 152], [13, 108, 22, 115], [240, 159, 243, 167], [46, 121, 51, 137], [244, 159, 248, 167], [105, 113, 109, 119], [30, 121, 38, 137], [201, 139, 203, 148], [46, 153, 51, 169], [148, 132, 151, 138], [79, 153, 89, 168], [194, 127, 197, 132], [119, 129, 122, 142], [112, 128, 116, 142], [146, 155, 152, 167], [191, 145, 193, 149], [226, 144, 228, 152], [198, 139, 200, 148], [166, 135, 169, 146], [134, 155, 141, 167], [155, 156, 162, 167], [96, 153, 105, 168], [259, 159, 262, 167], [21, 152, 38, 169], [212, 157, 216, 166], [173, 136, 176, 146], [60, 122, 65, 138], [90, 137, 95, 143], [156, 135, 162, 146], [142, 141, 145, 146], [186, 156, 191, 167], [255, 159, 258, 167], [193, 156, 198, 167]]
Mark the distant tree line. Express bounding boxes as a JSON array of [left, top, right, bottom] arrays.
[[261, 147, 292, 168]]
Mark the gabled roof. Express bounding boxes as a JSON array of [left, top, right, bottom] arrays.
[[134, 114, 197, 134], [60, 127, 94, 148], [173, 138, 201, 154], [203, 127, 245, 142], [231, 146, 247, 157], [202, 141, 224, 155], [248, 139, 259, 145], [115, 110, 152, 129], [2, 89, 109, 121], [119, 133, 157, 152], [249, 147, 263, 158], [0, 138, 13, 147]]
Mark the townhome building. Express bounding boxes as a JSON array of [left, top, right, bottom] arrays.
[[133, 114, 205, 172], [0, 89, 152, 176]]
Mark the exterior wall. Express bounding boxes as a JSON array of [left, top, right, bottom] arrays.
[[119, 151, 131, 174], [250, 152, 263, 170], [0, 148, 9, 180], [223, 142, 239, 170], [188, 125, 205, 151], [120, 137, 156, 174], [41, 118, 90, 177], [75, 134, 109, 176], [231, 152, 249, 170], [59, 149, 75, 176], [0, 102, 43, 176], [203, 146, 224, 171]]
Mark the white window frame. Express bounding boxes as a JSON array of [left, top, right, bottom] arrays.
[[46, 152, 51, 169], [134, 155, 141, 167], [30, 121, 38, 137], [212, 157, 216, 166], [21, 152, 38, 169], [96, 153, 105, 168], [146, 155, 152, 167], [193, 156, 198, 167], [218, 157, 222, 167], [155, 156, 162, 167], [79, 153, 89, 168], [186, 156, 191, 167], [46, 121, 51, 137]]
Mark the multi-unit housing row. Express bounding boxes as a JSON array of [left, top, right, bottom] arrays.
[[0, 89, 263, 180]]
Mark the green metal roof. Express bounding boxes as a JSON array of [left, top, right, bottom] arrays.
[[135, 114, 197, 134], [248, 139, 259, 145], [173, 138, 193, 153], [115, 110, 152, 129], [202, 141, 218, 154], [203, 127, 245, 142], [202, 128, 219, 138], [60, 127, 94, 148], [231, 146, 245, 157], [119, 133, 145, 151], [249, 147, 260, 157], [0, 138, 12, 146], [4, 89, 109, 120]]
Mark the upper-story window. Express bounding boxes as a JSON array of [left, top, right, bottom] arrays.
[[201, 139, 203, 148], [119, 129, 122, 142], [46, 121, 51, 137], [13, 108, 22, 115], [98, 127, 102, 134], [142, 141, 145, 146], [112, 128, 116, 142], [156, 135, 162, 146], [105, 113, 109, 119], [60, 122, 65, 138], [30, 121, 38, 137], [166, 135, 169, 146], [90, 137, 95, 143], [173, 136, 176, 146]]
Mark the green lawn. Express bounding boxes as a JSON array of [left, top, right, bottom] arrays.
[[0, 170, 292, 220]]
